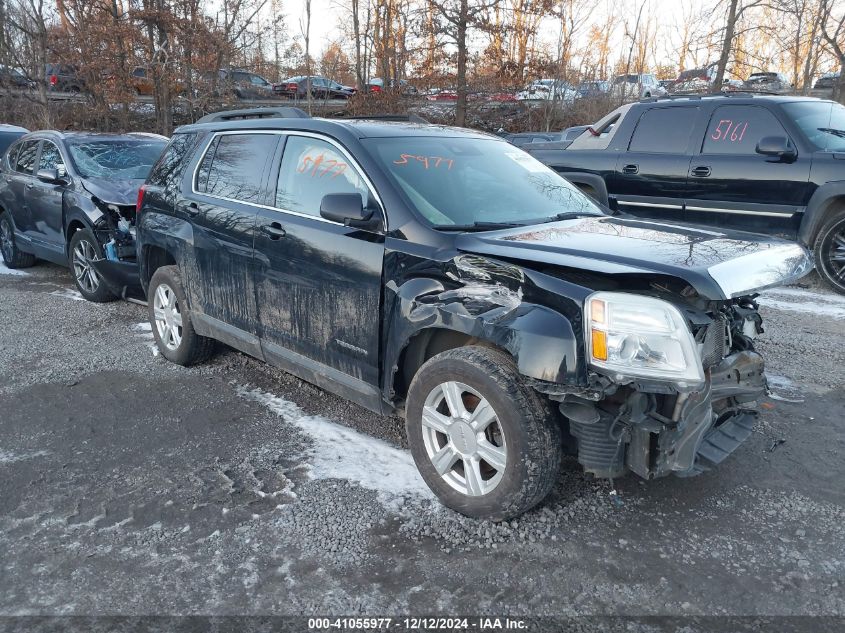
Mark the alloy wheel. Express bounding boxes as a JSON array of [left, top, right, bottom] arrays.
[[153, 283, 183, 351], [72, 239, 99, 293], [421, 381, 507, 497], [0, 218, 13, 261], [823, 221, 845, 284]]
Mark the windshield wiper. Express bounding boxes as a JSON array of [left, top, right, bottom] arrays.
[[818, 127, 845, 138], [537, 211, 603, 223], [432, 221, 526, 232]]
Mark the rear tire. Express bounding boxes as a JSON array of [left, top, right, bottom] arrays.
[[813, 209, 845, 294], [405, 346, 562, 521], [68, 229, 116, 302], [148, 265, 215, 365], [0, 212, 36, 269]]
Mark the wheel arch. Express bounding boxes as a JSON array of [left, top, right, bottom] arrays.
[[798, 183, 845, 246]]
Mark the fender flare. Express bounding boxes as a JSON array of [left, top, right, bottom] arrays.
[[557, 171, 610, 207], [136, 211, 194, 289], [382, 277, 584, 402], [797, 181, 845, 246]]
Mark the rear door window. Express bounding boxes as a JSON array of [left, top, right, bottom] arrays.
[[38, 141, 64, 172], [274, 135, 369, 217], [15, 140, 39, 174], [629, 107, 699, 153], [702, 105, 788, 155], [195, 133, 277, 204]]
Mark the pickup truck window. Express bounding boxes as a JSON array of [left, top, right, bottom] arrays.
[[702, 105, 787, 155], [629, 107, 698, 153], [275, 135, 369, 217], [195, 133, 277, 204]]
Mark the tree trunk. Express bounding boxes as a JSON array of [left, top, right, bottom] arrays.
[[714, 0, 739, 89], [455, 0, 468, 127]]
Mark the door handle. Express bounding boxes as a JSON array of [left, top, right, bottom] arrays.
[[25, 182, 34, 189], [177, 200, 200, 217], [259, 222, 286, 239], [691, 166, 711, 177], [622, 164, 639, 175]]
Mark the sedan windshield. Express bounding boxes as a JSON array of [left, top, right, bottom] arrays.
[[66, 139, 166, 179], [782, 101, 845, 152], [363, 136, 603, 228]]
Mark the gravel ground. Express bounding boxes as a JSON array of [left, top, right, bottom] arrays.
[[0, 261, 843, 624]]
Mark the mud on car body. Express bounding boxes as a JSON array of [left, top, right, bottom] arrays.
[[136, 109, 812, 520], [0, 131, 167, 301]]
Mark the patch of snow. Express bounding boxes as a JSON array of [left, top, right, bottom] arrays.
[[50, 288, 85, 302], [0, 260, 27, 276], [239, 387, 434, 506], [131, 322, 159, 356], [0, 449, 49, 463], [760, 288, 845, 320]]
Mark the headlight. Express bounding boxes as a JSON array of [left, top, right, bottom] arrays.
[[585, 292, 704, 388]]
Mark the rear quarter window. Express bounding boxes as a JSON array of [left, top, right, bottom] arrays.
[[702, 105, 788, 155], [194, 133, 278, 204], [629, 107, 699, 153]]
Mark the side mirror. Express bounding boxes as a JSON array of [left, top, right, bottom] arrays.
[[36, 168, 63, 184], [755, 136, 797, 162], [320, 193, 375, 226]]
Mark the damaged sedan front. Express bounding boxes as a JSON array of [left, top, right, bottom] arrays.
[[0, 131, 167, 301]]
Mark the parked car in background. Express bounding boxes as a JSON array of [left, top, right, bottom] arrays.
[[0, 124, 28, 157], [517, 79, 576, 102], [504, 132, 563, 147], [0, 66, 35, 90], [671, 65, 718, 95], [611, 73, 664, 100], [275, 76, 356, 100], [136, 107, 809, 520], [576, 80, 610, 99], [127, 66, 186, 96], [744, 72, 793, 94], [216, 69, 274, 100], [368, 78, 418, 95], [813, 72, 840, 90], [45, 64, 85, 93], [0, 131, 168, 300], [526, 95, 845, 293]]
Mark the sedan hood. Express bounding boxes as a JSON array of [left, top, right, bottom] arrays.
[[455, 216, 813, 300], [81, 178, 145, 206]]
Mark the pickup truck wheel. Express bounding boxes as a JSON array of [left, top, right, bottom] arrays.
[[148, 265, 215, 365], [814, 209, 845, 294], [68, 229, 117, 302], [0, 212, 35, 268], [406, 346, 562, 521]]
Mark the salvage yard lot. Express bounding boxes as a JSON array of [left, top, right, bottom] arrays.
[[0, 261, 843, 616]]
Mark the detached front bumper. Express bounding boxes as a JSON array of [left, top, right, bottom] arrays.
[[567, 351, 766, 480], [90, 258, 145, 301]]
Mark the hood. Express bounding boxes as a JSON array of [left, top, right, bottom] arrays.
[[82, 178, 145, 206], [454, 216, 813, 300]]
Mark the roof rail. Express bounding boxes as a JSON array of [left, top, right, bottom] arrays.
[[342, 114, 430, 124], [721, 90, 779, 97], [641, 94, 703, 103], [196, 107, 310, 123]]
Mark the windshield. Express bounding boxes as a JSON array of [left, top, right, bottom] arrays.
[[363, 136, 603, 228], [782, 101, 845, 152], [66, 139, 166, 179]]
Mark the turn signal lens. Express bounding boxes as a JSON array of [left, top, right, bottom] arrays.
[[590, 298, 606, 325], [591, 329, 608, 361]]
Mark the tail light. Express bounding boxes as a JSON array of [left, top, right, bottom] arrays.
[[136, 184, 147, 216], [50, 74, 57, 86], [287, 82, 297, 90]]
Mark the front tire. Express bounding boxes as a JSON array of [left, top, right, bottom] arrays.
[[405, 346, 562, 521], [148, 265, 215, 365], [814, 209, 845, 294], [68, 229, 116, 302], [0, 212, 35, 269]]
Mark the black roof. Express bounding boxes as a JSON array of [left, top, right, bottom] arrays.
[[640, 94, 833, 107]]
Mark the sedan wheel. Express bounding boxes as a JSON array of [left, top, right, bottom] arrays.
[[153, 282, 184, 351], [421, 381, 507, 497], [72, 239, 100, 294], [0, 217, 13, 262]]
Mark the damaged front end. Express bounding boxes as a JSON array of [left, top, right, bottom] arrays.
[[549, 294, 767, 479], [88, 196, 144, 300]]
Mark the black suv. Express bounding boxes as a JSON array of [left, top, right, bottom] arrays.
[[526, 95, 845, 293], [0, 131, 167, 300], [136, 107, 811, 520]]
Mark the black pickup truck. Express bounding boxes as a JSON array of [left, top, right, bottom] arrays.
[[526, 95, 845, 293]]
